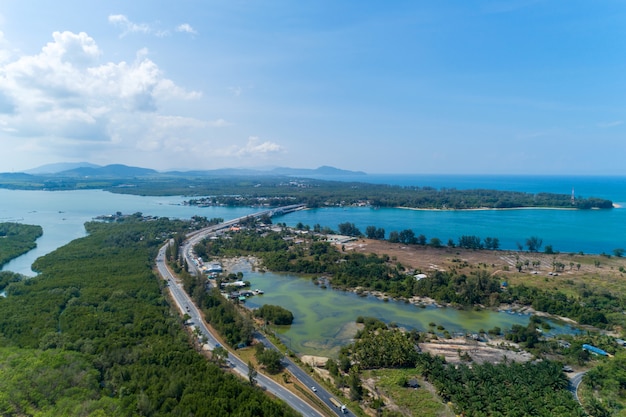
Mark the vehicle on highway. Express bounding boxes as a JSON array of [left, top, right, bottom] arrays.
[[311, 386, 317, 392], [329, 397, 347, 413]]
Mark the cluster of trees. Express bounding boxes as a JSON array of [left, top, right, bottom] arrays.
[[337, 222, 362, 237], [364, 227, 505, 251], [582, 351, 626, 416], [202, 229, 620, 329], [336, 318, 584, 416], [414, 270, 504, 306], [458, 235, 499, 250], [0, 271, 23, 292], [194, 230, 289, 260], [149, 177, 614, 210], [416, 353, 584, 416], [0, 216, 298, 416], [347, 324, 420, 369], [254, 343, 284, 374], [388, 229, 425, 245], [0, 222, 43, 266], [254, 304, 294, 325], [365, 225, 385, 240], [199, 288, 255, 347], [503, 285, 612, 329]]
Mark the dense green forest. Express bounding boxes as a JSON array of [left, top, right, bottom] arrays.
[[582, 351, 626, 416], [416, 353, 584, 417], [0, 222, 43, 266], [0, 171, 613, 209], [0, 217, 298, 416]]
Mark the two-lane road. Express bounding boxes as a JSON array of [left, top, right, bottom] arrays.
[[254, 332, 351, 416], [568, 371, 587, 405], [157, 242, 323, 417]]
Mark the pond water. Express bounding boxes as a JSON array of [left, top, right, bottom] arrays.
[[236, 262, 579, 358]]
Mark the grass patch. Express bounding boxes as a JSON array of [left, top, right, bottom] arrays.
[[363, 368, 454, 417]]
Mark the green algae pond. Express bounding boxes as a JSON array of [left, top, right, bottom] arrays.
[[234, 262, 580, 358]]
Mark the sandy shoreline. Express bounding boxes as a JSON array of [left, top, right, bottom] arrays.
[[398, 205, 581, 212]]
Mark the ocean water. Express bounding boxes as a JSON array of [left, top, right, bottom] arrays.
[[1, 175, 625, 276], [281, 175, 626, 255]]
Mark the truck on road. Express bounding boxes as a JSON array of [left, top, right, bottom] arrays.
[[329, 397, 347, 414]]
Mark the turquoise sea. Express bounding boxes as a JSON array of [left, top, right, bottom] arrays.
[[279, 174, 626, 255], [1, 175, 625, 276]]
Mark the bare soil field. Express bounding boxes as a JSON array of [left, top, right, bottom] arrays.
[[336, 238, 626, 298], [418, 337, 533, 365]]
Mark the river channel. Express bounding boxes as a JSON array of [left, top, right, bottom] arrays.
[[232, 261, 579, 358]]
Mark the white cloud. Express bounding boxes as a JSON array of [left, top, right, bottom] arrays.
[[237, 136, 284, 156], [108, 15, 152, 37], [597, 120, 623, 128], [0, 31, 12, 64], [229, 86, 242, 97], [108, 15, 197, 38], [211, 137, 285, 159], [0, 30, 215, 159], [176, 24, 197, 35], [208, 118, 231, 127]]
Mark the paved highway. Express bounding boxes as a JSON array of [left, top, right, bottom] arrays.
[[156, 206, 350, 417], [568, 371, 587, 405], [173, 207, 352, 415], [157, 244, 322, 417], [254, 332, 351, 416]]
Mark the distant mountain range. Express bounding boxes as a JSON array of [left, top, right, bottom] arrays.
[[19, 163, 366, 178], [25, 162, 101, 174]]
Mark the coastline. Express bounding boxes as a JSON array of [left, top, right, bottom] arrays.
[[398, 205, 583, 212]]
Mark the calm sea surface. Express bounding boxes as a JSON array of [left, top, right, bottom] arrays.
[[2, 175, 625, 275], [280, 174, 626, 255]]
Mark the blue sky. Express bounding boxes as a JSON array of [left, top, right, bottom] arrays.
[[0, 1, 624, 174]]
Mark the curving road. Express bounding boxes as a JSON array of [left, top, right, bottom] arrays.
[[568, 371, 587, 406], [155, 206, 357, 416], [172, 208, 353, 415], [157, 244, 322, 417]]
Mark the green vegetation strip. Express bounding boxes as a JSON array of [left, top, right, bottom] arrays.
[[0, 172, 613, 209], [0, 222, 43, 267], [0, 217, 297, 416]]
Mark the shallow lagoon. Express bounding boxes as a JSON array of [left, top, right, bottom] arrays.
[[238, 263, 579, 358]]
